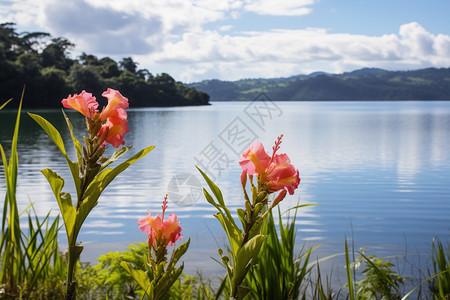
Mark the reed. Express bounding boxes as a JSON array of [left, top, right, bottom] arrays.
[[429, 238, 450, 299], [0, 94, 65, 299], [245, 206, 315, 299]]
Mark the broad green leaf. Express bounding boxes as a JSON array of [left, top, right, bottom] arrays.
[[69, 146, 154, 243], [234, 234, 266, 287], [100, 146, 133, 172], [41, 169, 76, 242], [237, 208, 246, 229], [197, 167, 239, 232], [253, 202, 265, 217], [167, 238, 190, 273], [247, 216, 265, 241], [237, 285, 252, 299], [29, 112, 83, 197], [154, 264, 184, 300], [67, 244, 84, 263], [202, 188, 220, 209], [62, 109, 82, 163], [67, 160, 82, 200], [28, 113, 67, 157], [72, 195, 96, 243], [83, 146, 154, 204], [196, 167, 225, 206], [215, 212, 242, 256], [120, 261, 154, 298]]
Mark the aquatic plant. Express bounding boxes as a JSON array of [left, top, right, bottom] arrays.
[[121, 195, 190, 300], [1, 93, 66, 298], [198, 134, 301, 299], [29, 89, 154, 299]]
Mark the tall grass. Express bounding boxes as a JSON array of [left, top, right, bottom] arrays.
[[245, 206, 316, 299], [429, 239, 450, 299], [0, 95, 65, 298]]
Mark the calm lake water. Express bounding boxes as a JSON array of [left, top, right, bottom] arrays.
[[1, 100, 450, 278]]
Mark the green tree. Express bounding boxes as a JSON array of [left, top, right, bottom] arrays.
[[41, 37, 74, 70], [68, 63, 104, 95], [99, 57, 121, 78], [119, 57, 138, 74], [79, 52, 101, 66]]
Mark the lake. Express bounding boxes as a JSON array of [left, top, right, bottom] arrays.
[[1, 100, 450, 279]]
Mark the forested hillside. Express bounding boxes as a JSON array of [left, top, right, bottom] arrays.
[[190, 68, 450, 101], [0, 23, 209, 108]]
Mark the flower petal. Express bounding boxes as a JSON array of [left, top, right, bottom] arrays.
[[61, 90, 98, 118]]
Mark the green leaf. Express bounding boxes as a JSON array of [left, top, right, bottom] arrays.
[[167, 238, 190, 273], [345, 238, 355, 300], [83, 146, 154, 205], [215, 212, 242, 257], [401, 270, 450, 300], [29, 112, 84, 199], [28, 113, 68, 157], [62, 109, 82, 163], [100, 145, 133, 172], [359, 251, 396, 288], [41, 169, 76, 243], [196, 166, 225, 206], [202, 188, 220, 209], [234, 234, 266, 285], [284, 203, 320, 214], [237, 285, 252, 299], [237, 208, 246, 229], [0, 98, 12, 110], [120, 261, 154, 298], [248, 216, 265, 242], [197, 167, 239, 238]]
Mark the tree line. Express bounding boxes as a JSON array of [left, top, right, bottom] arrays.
[[0, 22, 209, 108], [190, 67, 450, 101]]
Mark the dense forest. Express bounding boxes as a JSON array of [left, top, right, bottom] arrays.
[[0, 22, 209, 108], [190, 68, 450, 101]]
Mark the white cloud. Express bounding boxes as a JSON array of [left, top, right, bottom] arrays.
[[2, 0, 450, 82], [219, 25, 234, 31], [146, 22, 450, 82], [244, 0, 315, 16]]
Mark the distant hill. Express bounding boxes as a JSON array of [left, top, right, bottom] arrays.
[[188, 67, 450, 101]]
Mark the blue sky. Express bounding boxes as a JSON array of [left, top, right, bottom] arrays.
[[2, 0, 450, 82]]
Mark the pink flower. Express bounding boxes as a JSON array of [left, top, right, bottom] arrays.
[[99, 88, 129, 121], [239, 142, 271, 175], [138, 196, 183, 248], [239, 135, 301, 196], [98, 115, 129, 148], [265, 153, 300, 195], [61, 90, 99, 118]]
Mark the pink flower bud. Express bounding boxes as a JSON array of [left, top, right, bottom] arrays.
[[240, 170, 247, 188], [271, 189, 287, 207]]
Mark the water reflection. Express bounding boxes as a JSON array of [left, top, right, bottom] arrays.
[[1, 101, 450, 275]]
